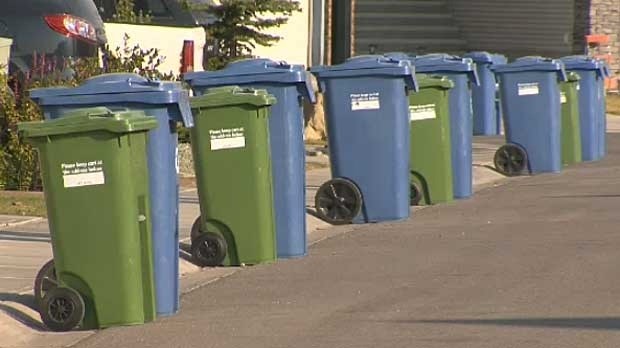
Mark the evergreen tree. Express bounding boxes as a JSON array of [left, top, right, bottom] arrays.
[[190, 0, 301, 70]]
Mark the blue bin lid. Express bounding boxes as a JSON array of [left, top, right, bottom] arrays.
[[492, 56, 568, 81], [464, 51, 507, 65], [413, 53, 480, 86], [310, 55, 418, 92], [183, 58, 316, 103], [29, 73, 193, 126], [560, 55, 610, 77], [382, 52, 420, 91]]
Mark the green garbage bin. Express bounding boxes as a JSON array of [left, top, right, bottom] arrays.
[[560, 72, 583, 165], [19, 108, 158, 332], [189, 86, 277, 267], [409, 75, 455, 205]]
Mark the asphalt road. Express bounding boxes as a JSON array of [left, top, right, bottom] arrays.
[[75, 135, 620, 348]]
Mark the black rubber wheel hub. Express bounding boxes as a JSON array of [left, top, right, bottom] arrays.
[[314, 178, 363, 225], [191, 232, 227, 267], [40, 287, 85, 332], [494, 144, 528, 176]]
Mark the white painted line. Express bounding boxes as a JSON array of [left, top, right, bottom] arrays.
[[0, 265, 40, 270], [0, 235, 50, 242], [0, 217, 44, 228]]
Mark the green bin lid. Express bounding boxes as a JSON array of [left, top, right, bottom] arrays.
[[18, 107, 158, 138], [416, 74, 454, 90], [190, 86, 276, 109], [565, 71, 581, 82]]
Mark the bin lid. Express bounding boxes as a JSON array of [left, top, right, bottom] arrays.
[[560, 55, 609, 77], [190, 86, 276, 109], [184, 58, 316, 103], [19, 107, 158, 138], [493, 56, 565, 73], [463, 51, 507, 65], [310, 55, 418, 92], [413, 54, 480, 86], [29, 73, 193, 127], [417, 74, 454, 90]]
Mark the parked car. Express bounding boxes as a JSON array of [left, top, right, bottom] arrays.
[[0, 0, 107, 75]]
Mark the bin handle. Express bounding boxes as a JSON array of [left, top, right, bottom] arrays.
[[468, 67, 480, 87], [127, 77, 163, 88], [601, 62, 611, 78], [557, 67, 568, 82]]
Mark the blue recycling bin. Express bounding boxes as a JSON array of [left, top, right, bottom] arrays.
[[184, 59, 316, 259], [413, 54, 479, 199], [30, 73, 193, 317], [464, 52, 507, 136], [310, 55, 417, 224], [493, 57, 567, 174], [560, 55, 609, 161]]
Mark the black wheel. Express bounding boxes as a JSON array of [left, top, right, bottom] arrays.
[[190, 216, 203, 242], [410, 182, 422, 206], [34, 259, 58, 307], [314, 178, 363, 225], [40, 287, 85, 332], [191, 232, 227, 267], [494, 144, 528, 176]]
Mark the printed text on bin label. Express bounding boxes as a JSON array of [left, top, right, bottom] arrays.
[[210, 127, 246, 151], [61, 160, 105, 188], [518, 82, 539, 96], [350, 92, 380, 111], [409, 104, 437, 121]]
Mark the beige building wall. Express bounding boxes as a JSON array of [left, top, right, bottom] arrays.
[[251, 0, 311, 66], [0, 38, 12, 74], [104, 23, 206, 76]]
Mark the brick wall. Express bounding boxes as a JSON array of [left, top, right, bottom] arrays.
[[585, 0, 620, 72]]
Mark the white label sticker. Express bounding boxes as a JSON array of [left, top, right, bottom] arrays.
[[560, 91, 567, 104], [350, 92, 380, 111], [518, 82, 539, 96], [409, 104, 437, 121], [210, 127, 246, 151], [61, 161, 105, 188]]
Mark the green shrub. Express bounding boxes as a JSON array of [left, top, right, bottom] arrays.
[[0, 36, 172, 191]]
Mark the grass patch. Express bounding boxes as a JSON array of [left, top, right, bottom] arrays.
[[607, 94, 620, 115], [0, 191, 47, 217]]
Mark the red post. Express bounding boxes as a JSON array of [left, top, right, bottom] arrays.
[[181, 40, 195, 74]]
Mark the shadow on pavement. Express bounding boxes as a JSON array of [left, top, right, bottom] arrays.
[[306, 208, 322, 220], [178, 241, 196, 265], [0, 231, 50, 243], [0, 293, 47, 331], [472, 163, 502, 174], [390, 317, 620, 331]]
